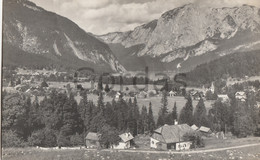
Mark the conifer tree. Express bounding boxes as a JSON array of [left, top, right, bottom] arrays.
[[157, 90, 168, 126], [165, 101, 178, 125], [29, 96, 43, 133], [194, 97, 208, 127], [97, 77, 103, 91], [58, 93, 81, 146], [128, 98, 133, 107], [109, 98, 118, 128], [172, 102, 178, 121], [127, 104, 135, 135], [2, 94, 28, 139], [78, 91, 93, 136], [25, 96, 32, 137], [140, 106, 148, 134], [208, 99, 229, 132], [161, 90, 168, 114], [104, 84, 110, 93], [148, 102, 155, 133], [233, 101, 256, 137], [179, 95, 193, 125], [116, 96, 127, 131], [97, 92, 105, 115], [133, 97, 140, 135]]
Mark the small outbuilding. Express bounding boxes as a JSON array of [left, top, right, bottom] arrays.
[[191, 124, 199, 131], [113, 132, 134, 149], [85, 132, 101, 148], [169, 91, 177, 97], [199, 126, 212, 135], [115, 92, 122, 100], [217, 94, 229, 103], [235, 92, 247, 101]]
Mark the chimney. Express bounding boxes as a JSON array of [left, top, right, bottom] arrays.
[[174, 120, 178, 125]]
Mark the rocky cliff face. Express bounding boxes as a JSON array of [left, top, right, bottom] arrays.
[[98, 4, 260, 71], [3, 0, 125, 72]]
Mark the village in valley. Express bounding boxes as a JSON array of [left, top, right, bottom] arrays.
[[2, 66, 260, 154]]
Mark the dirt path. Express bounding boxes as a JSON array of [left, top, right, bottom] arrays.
[[108, 143, 260, 154]]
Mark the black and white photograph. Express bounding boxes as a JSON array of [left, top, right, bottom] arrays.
[[1, 0, 260, 159]]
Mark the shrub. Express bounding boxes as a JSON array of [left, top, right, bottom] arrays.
[[43, 129, 57, 147], [183, 131, 205, 149], [2, 130, 27, 147], [70, 133, 84, 146], [28, 130, 45, 146], [57, 134, 71, 147], [28, 129, 57, 147]]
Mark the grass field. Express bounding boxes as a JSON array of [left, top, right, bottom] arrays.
[[3, 137, 260, 160], [203, 137, 260, 150], [2, 144, 260, 160]]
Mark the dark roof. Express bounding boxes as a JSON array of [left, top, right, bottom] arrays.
[[85, 132, 100, 141], [152, 124, 194, 143]]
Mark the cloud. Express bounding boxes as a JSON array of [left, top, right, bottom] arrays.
[[30, 0, 260, 35]]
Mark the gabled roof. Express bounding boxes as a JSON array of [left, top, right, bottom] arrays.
[[148, 90, 157, 94], [139, 91, 147, 95], [191, 124, 198, 130], [235, 91, 246, 96], [119, 133, 134, 142], [85, 132, 100, 141], [199, 126, 211, 133], [191, 91, 199, 96], [217, 94, 229, 98], [152, 124, 194, 143]]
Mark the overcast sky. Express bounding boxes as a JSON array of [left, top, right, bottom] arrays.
[[30, 0, 260, 35]]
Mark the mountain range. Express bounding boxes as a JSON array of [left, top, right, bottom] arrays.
[[3, 0, 260, 74], [98, 3, 260, 72], [3, 0, 125, 72]]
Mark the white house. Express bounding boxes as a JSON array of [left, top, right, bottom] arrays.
[[235, 92, 247, 101], [217, 94, 229, 103], [115, 92, 122, 100], [169, 91, 177, 97], [113, 133, 134, 149], [150, 124, 194, 150]]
